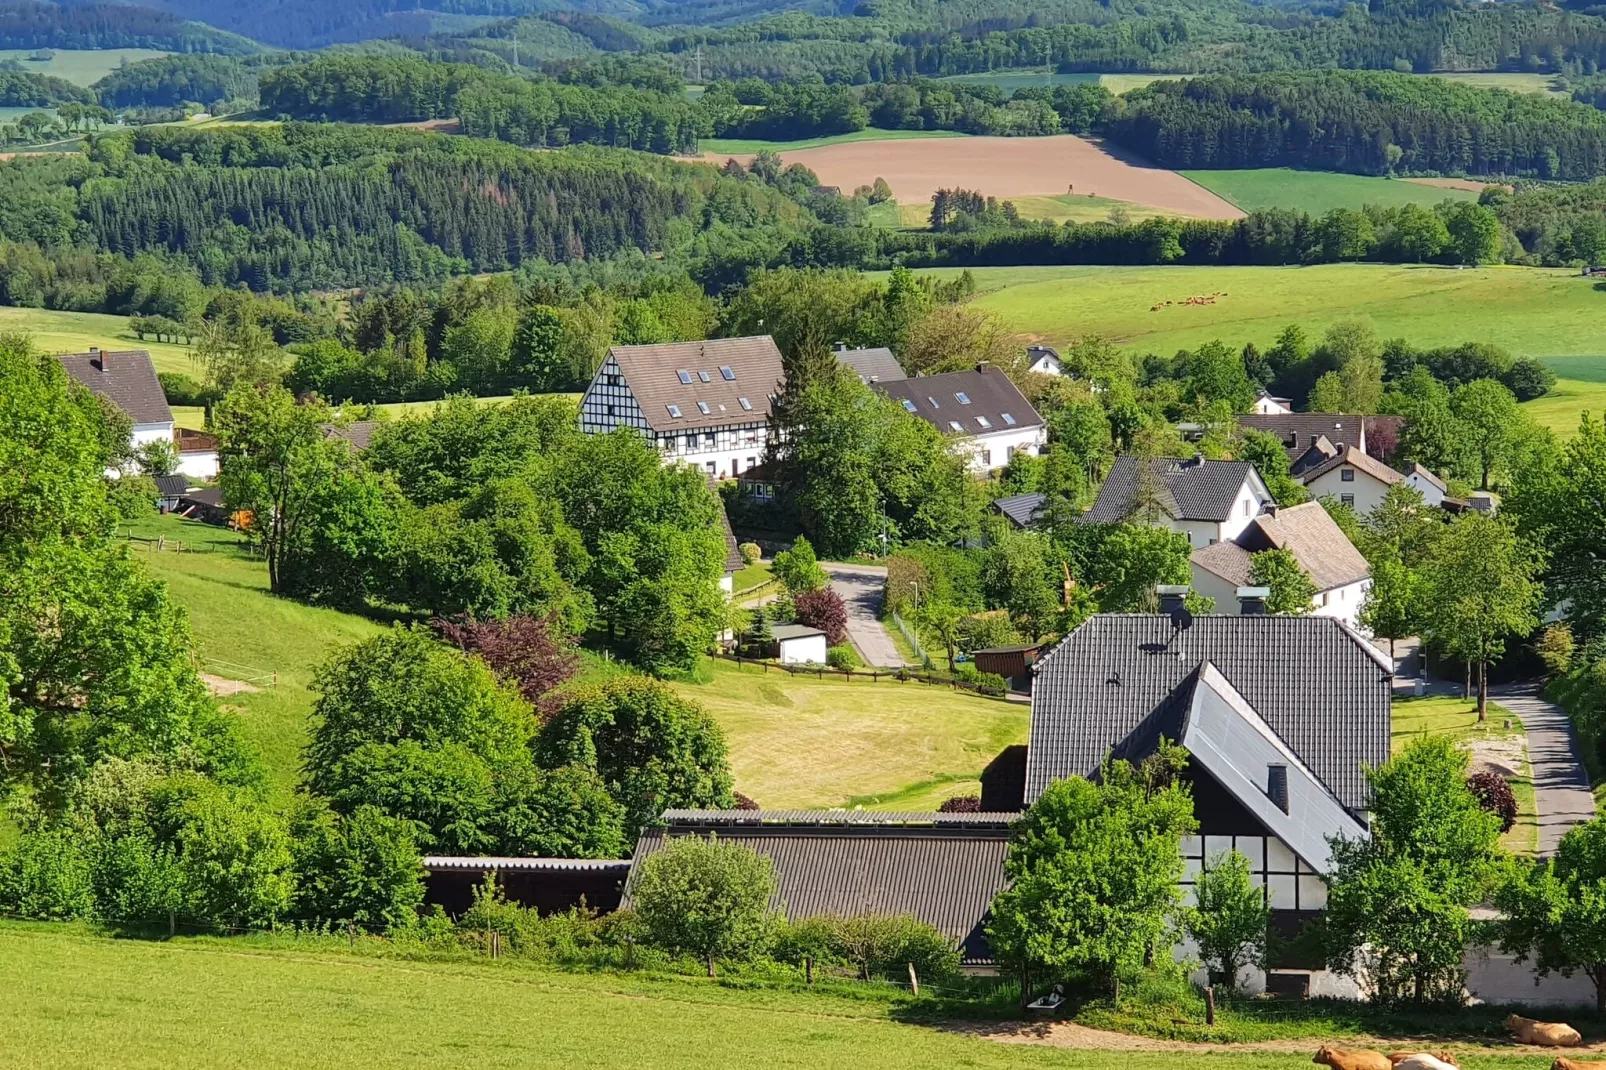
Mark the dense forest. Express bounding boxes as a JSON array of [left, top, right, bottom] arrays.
[[94, 53, 275, 108], [0, 1, 257, 52], [0, 69, 90, 105]]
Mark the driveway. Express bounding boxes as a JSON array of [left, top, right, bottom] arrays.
[[823, 562, 906, 669], [1492, 683, 1598, 855]]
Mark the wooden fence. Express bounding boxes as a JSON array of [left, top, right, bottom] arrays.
[[714, 652, 1008, 699]]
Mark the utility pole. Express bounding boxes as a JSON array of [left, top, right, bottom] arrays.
[[511, 26, 519, 69], [694, 43, 703, 84]]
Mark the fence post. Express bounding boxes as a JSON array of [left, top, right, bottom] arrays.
[[805, 955, 814, 984], [1205, 984, 1216, 1025], [907, 962, 919, 997]]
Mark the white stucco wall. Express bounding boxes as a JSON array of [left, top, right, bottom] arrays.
[[1189, 562, 1242, 611], [778, 633, 828, 664], [959, 426, 1046, 473], [1303, 465, 1393, 517], [175, 450, 218, 481], [131, 422, 174, 450], [1312, 578, 1370, 631], [1405, 470, 1447, 507], [1219, 482, 1269, 542]]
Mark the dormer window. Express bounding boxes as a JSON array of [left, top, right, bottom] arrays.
[[676, 370, 692, 385]]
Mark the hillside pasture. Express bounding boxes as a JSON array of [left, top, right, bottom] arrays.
[[0, 47, 171, 86], [0, 304, 193, 373], [704, 134, 1243, 218], [1182, 168, 1482, 214]]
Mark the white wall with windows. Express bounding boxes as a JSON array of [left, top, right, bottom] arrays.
[[1302, 464, 1394, 517]]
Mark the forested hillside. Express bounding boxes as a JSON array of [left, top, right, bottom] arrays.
[[0, 1, 258, 52]]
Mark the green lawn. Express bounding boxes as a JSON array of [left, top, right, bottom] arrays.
[[1429, 71, 1564, 95], [1392, 696, 1538, 854], [0, 304, 194, 374], [0, 47, 171, 86], [731, 561, 772, 593], [699, 127, 965, 154], [1181, 168, 1482, 214], [121, 514, 386, 800], [671, 659, 1025, 810]]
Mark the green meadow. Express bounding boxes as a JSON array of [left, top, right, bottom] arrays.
[[699, 127, 964, 155], [0, 47, 171, 86], [1182, 168, 1483, 214]]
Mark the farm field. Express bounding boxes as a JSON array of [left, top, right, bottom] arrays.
[[1182, 168, 1482, 214], [1429, 71, 1563, 94], [704, 134, 1243, 218], [0, 47, 171, 85], [0, 304, 193, 373], [1520, 377, 1606, 437], [699, 127, 964, 155], [670, 659, 1025, 810]]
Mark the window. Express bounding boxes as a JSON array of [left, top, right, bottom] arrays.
[[666, 404, 682, 418], [720, 366, 735, 381], [697, 401, 711, 414], [900, 398, 917, 413], [746, 457, 756, 469], [606, 404, 616, 416], [927, 396, 940, 409], [698, 371, 711, 383], [980, 449, 991, 466], [739, 397, 752, 411], [954, 391, 972, 405], [703, 433, 715, 446], [605, 372, 622, 386], [705, 462, 716, 474], [1243, 500, 1250, 517], [948, 420, 963, 433], [676, 370, 692, 385], [975, 415, 992, 429], [1341, 493, 1355, 507], [1005, 445, 1014, 459], [1340, 467, 1355, 482], [1001, 412, 1016, 425], [732, 457, 741, 475]]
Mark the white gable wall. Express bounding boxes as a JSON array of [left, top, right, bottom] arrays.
[[954, 425, 1047, 474], [1303, 464, 1394, 516], [1405, 470, 1446, 507]]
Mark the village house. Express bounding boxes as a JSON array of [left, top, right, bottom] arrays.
[[1250, 390, 1294, 415], [1237, 412, 1404, 474], [831, 342, 905, 384], [1080, 455, 1274, 548], [58, 348, 176, 474], [1404, 461, 1448, 507], [1189, 501, 1373, 630], [872, 364, 1046, 473], [1297, 446, 1406, 515], [1025, 344, 1063, 376], [992, 491, 1046, 529]]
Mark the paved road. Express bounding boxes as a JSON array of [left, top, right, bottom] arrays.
[[1492, 683, 1598, 855], [823, 562, 905, 669]]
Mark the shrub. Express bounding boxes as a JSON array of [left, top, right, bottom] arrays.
[[0, 827, 95, 920], [733, 791, 760, 810], [1185, 850, 1269, 991], [1538, 623, 1575, 675], [972, 671, 1007, 696], [938, 795, 981, 813], [291, 801, 425, 932], [630, 836, 777, 975], [794, 588, 849, 646], [825, 644, 860, 670], [159, 372, 216, 408], [433, 613, 580, 716], [772, 536, 828, 594], [774, 913, 959, 982], [738, 542, 761, 567], [107, 473, 158, 519], [1467, 771, 1518, 833]]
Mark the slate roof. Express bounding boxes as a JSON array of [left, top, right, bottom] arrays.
[[610, 336, 785, 434], [993, 491, 1045, 528], [57, 349, 173, 426], [1298, 446, 1404, 488], [628, 811, 1016, 964], [1026, 614, 1392, 812], [324, 419, 379, 451], [772, 623, 826, 641], [181, 487, 224, 507], [1081, 455, 1260, 525], [1191, 501, 1370, 593], [422, 857, 632, 873], [873, 366, 1042, 437], [1239, 413, 1405, 462], [835, 345, 905, 383]]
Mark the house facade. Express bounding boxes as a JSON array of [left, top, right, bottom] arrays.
[[1026, 608, 1392, 995], [1189, 501, 1372, 630], [872, 365, 1046, 473], [57, 348, 174, 471], [1298, 447, 1404, 516], [1237, 413, 1404, 472], [1081, 455, 1274, 548], [1251, 391, 1293, 415], [1025, 344, 1063, 376], [1404, 462, 1448, 507], [578, 336, 784, 480]]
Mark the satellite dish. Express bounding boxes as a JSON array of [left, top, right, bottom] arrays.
[[1169, 605, 1194, 632]]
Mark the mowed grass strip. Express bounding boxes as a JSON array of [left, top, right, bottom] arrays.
[[671, 659, 1026, 810], [1181, 168, 1481, 214]]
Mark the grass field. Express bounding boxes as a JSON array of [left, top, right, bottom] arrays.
[[699, 127, 964, 155], [876, 194, 1176, 229], [121, 514, 386, 799], [1391, 697, 1538, 854], [1430, 71, 1563, 95], [670, 659, 1026, 810], [0, 47, 171, 86], [1182, 168, 1481, 214], [0, 305, 194, 374]]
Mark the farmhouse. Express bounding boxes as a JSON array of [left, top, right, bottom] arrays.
[[57, 347, 173, 464], [578, 336, 784, 479], [1237, 413, 1404, 473], [1025, 602, 1391, 994], [1298, 446, 1405, 515], [1405, 461, 1448, 507], [1080, 455, 1274, 548], [628, 810, 1015, 968], [872, 365, 1045, 473], [1190, 501, 1372, 629], [1251, 390, 1293, 415]]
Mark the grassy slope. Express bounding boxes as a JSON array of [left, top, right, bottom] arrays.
[[670, 659, 1026, 810], [0, 305, 194, 374], [1182, 168, 1481, 214], [699, 128, 965, 154], [1391, 697, 1538, 854], [122, 514, 386, 800], [0, 48, 171, 86]]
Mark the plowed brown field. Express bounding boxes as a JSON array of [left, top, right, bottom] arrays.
[[702, 134, 1244, 220]]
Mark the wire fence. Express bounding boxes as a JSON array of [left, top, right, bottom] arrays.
[[889, 609, 929, 666]]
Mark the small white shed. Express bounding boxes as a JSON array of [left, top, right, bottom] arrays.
[[772, 623, 828, 665]]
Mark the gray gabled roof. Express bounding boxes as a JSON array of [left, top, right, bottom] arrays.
[[608, 336, 784, 434], [1298, 446, 1404, 489], [324, 419, 380, 451], [628, 810, 1016, 964], [872, 366, 1042, 437], [58, 349, 173, 426], [1238, 413, 1405, 462], [772, 623, 826, 641], [1082, 455, 1261, 525], [154, 474, 190, 498], [993, 491, 1045, 528], [1026, 614, 1392, 812], [835, 345, 905, 383]]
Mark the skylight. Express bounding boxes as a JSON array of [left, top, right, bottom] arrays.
[[976, 416, 992, 429], [698, 371, 711, 382], [900, 398, 917, 413], [739, 397, 752, 410], [697, 401, 711, 414], [720, 366, 735, 380], [948, 420, 963, 433], [1001, 412, 1017, 425], [676, 370, 692, 385], [666, 404, 682, 418], [927, 396, 940, 409], [954, 391, 972, 405]]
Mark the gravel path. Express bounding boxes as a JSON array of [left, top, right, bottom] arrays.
[[1493, 682, 1598, 855]]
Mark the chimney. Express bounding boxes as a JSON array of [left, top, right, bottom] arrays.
[[975, 360, 990, 373], [1267, 764, 1289, 813], [1157, 584, 1189, 615], [89, 345, 103, 371], [1236, 585, 1269, 615], [833, 341, 847, 352]]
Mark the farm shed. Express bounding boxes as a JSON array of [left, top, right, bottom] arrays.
[[972, 644, 1041, 694], [771, 623, 827, 665], [422, 857, 632, 916]]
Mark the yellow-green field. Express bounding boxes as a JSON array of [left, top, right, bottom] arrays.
[[0, 305, 194, 373], [1182, 169, 1482, 215], [0, 47, 171, 86]]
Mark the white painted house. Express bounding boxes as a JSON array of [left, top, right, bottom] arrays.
[[1025, 344, 1063, 376], [1404, 462, 1448, 507], [578, 336, 784, 480], [1298, 446, 1405, 517], [57, 348, 174, 473], [1251, 390, 1294, 415], [872, 365, 1046, 473], [1190, 501, 1372, 630], [1080, 455, 1274, 548]]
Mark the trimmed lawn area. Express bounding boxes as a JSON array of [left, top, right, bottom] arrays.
[[1392, 696, 1538, 854], [732, 561, 772, 593], [699, 127, 965, 155], [1182, 168, 1480, 214], [671, 659, 1026, 810], [0, 304, 194, 374], [121, 513, 386, 799], [1519, 377, 1606, 438]]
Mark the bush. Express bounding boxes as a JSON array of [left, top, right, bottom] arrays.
[[738, 542, 761, 567], [773, 913, 959, 982], [825, 644, 860, 670], [0, 827, 95, 920], [159, 372, 216, 408], [794, 588, 849, 646], [630, 836, 777, 974], [972, 671, 1007, 696], [938, 795, 981, 813], [772, 536, 828, 595], [107, 473, 158, 519], [291, 801, 425, 932], [1467, 771, 1518, 833]]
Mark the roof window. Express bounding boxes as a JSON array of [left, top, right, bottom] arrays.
[[666, 404, 682, 418], [976, 415, 992, 429], [1001, 412, 1016, 425], [676, 370, 692, 385], [900, 398, 917, 413], [927, 396, 940, 409], [720, 366, 735, 380], [948, 420, 963, 433], [697, 401, 711, 414], [738, 397, 752, 410], [698, 370, 711, 382], [954, 391, 972, 405]]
